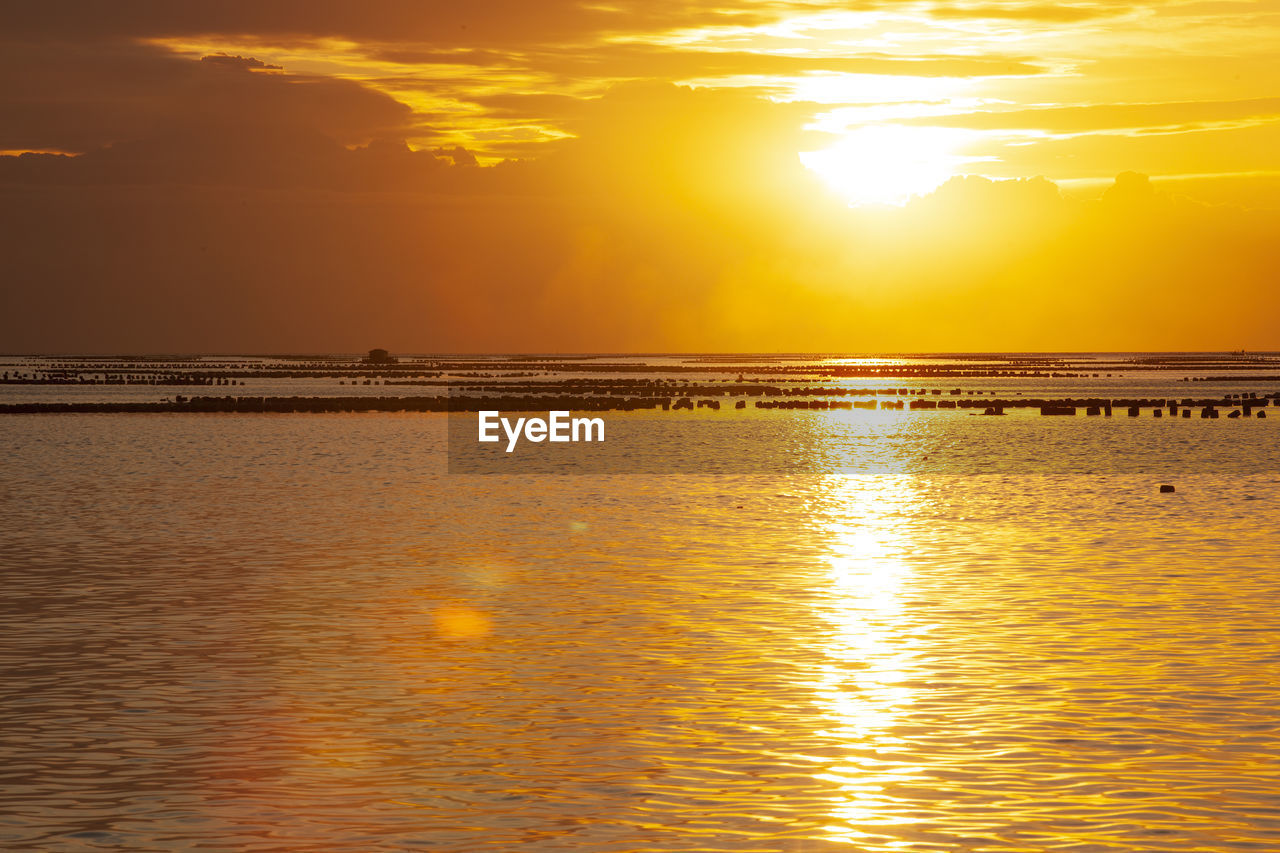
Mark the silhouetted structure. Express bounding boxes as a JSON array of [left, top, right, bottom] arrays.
[[365, 348, 397, 365]]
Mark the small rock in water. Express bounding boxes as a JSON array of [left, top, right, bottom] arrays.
[[1159, 484, 1176, 493]]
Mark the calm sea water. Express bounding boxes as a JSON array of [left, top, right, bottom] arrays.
[[3, 357, 1280, 851]]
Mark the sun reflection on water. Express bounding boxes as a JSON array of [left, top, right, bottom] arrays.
[[807, 474, 926, 840]]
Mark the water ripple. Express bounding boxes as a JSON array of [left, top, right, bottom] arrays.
[[1, 415, 1279, 850]]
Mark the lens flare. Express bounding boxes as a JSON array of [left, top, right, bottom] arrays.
[[432, 605, 490, 639]]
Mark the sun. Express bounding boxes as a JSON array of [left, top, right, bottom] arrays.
[[799, 125, 982, 207]]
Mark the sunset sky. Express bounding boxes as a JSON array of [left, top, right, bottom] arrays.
[[1, 1, 1278, 352]]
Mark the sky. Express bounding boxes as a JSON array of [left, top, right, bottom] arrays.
[[1, 0, 1278, 352]]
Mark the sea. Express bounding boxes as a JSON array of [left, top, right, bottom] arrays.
[[2, 353, 1279, 851]]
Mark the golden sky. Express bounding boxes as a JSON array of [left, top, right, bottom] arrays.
[[1, 1, 1277, 351]]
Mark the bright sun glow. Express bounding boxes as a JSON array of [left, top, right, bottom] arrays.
[[800, 125, 984, 207]]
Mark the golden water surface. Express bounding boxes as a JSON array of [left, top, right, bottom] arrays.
[[2, 413, 1279, 851]]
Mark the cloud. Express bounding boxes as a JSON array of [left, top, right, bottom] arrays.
[[1, 1, 784, 50], [0, 80, 825, 351], [0, 1, 1053, 161], [0, 39, 412, 154], [927, 2, 1127, 22], [0, 5, 1277, 353], [1101, 169, 1155, 203], [976, 118, 1280, 182], [433, 146, 479, 167], [3, 94, 1279, 353], [0, 130, 518, 195], [385, 43, 1047, 80], [199, 52, 284, 71], [0, 39, 190, 152], [903, 97, 1280, 134]]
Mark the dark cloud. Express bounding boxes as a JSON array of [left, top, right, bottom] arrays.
[[0, 39, 191, 152], [0, 39, 412, 153], [0, 129, 528, 195], [433, 146, 478, 167], [200, 53, 284, 71], [0, 81, 814, 201], [1, 1, 783, 49]]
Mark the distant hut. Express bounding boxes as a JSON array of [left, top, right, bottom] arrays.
[[365, 348, 397, 365]]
